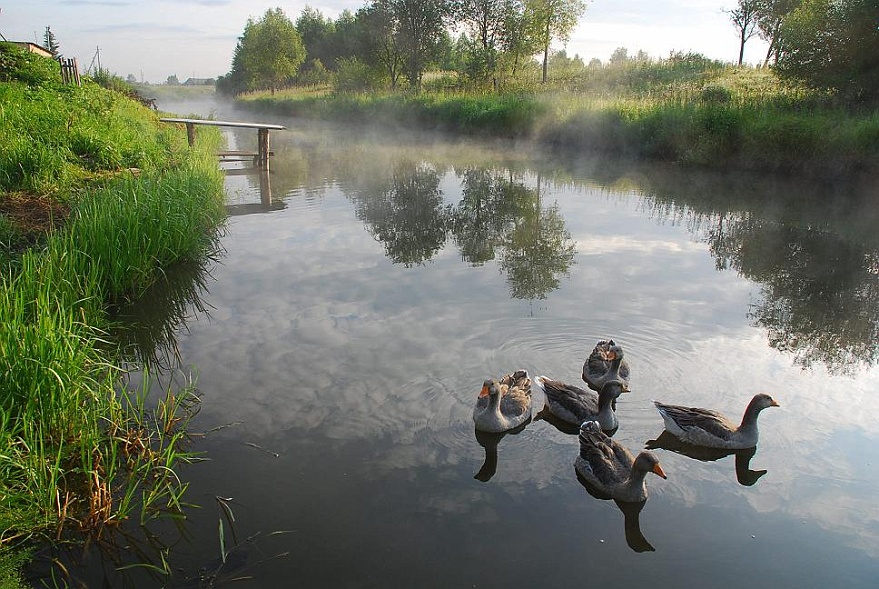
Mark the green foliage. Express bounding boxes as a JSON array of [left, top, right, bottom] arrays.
[[334, 57, 383, 92], [229, 7, 306, 94], [776, 0, 879, 104], [0, 42, 61, 86], [297, 58, 333, 86], [0, 548, 29, 589]]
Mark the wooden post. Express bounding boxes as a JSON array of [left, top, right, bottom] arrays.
[[257, 128, 270, 169], [185, 123, 195, 147]]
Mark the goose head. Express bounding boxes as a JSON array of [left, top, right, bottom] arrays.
[[480, 379, 502, 398], [633, 452, 667, 480], [750, 393, 780, 412]]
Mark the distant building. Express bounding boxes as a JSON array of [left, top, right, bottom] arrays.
[[183, 77, 215, 86], [10, 42, 54, 59]]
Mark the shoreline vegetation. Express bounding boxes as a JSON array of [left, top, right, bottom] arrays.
[[1, 43, 226, 587], [231, 58, 878, 180]]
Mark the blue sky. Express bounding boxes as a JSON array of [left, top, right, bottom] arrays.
[[2, 1, 769, 83]]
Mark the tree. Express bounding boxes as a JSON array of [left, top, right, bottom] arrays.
[[166, 74, 179, 85], [526, 0, 587, 83], [775, 0, 879, 103], [389, 0, 454, 92], [126, 73, 137, 83], [356, 1, 406, 89], [232, 8, 305, 94], [726, 0, 761, 65], [753, 0, 802, 65], [453, 0, 523, 86], [296, 7, 336, 72], [42, 26, 60, 56]]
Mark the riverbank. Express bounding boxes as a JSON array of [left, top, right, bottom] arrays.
[[0, 43, 226, 586], [233, 64, 878, 180]]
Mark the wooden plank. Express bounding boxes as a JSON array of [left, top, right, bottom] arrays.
[[159, 117, 286, 131]]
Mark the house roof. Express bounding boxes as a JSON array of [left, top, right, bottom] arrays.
[[10, 41, 55, 58]]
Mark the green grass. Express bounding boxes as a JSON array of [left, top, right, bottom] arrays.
[[0, 41, 227, 583]]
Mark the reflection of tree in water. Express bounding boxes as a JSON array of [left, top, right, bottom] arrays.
[[451, 168, 532, 265], [347, 159, 451, 267], [451, 169, 576, 300], [343, 160, 576, 300], [498, 189, 576, 301], [709, 214, 879, 372], [625, 161, 879, 373]]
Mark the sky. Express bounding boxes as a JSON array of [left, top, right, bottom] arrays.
[[1, 1, 770, 84]]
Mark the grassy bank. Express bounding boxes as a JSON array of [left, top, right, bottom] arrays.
[[235, 60, 879, 178], [0, 43, 226, 586]]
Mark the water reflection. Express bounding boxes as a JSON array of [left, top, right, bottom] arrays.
[[646, 431, 768, 486], [109, 255, 219, 368], [224, 168, 285, 216], [620, 165, 879, 374], [345, 159, 451, 267], [472, 420, 530, 482], [575, 471, 656, 553]]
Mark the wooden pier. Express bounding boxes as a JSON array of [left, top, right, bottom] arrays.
[[159, 118, 286, 168]]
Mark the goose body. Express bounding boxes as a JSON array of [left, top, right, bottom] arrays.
[[653, 393, 780, 449], [583, 340, 630, 392], [574, 421, 666, 503], [473, 370, 532, 433], [533, 375, 625, 432]]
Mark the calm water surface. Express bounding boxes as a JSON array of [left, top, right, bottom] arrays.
[[43, 96, 879, 587]]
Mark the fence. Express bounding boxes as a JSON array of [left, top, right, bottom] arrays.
[[58, 57, 81, 86]]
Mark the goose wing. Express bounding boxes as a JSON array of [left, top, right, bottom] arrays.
[[655, 402, 739, 441], [578, 423, 633, 483], [538, 377, 599, 421]]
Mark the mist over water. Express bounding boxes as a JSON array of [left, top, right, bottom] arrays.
[[38, 93, 879, 588]]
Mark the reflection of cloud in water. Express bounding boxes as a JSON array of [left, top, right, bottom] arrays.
[[171, 168, 879, 562]]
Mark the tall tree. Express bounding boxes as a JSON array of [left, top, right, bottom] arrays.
[[526, 0, 587, 83], [42, 26, 60, 56], [233, 8, 305, 94], [453, 0, 521, 85], [753, 0, 801, 65], [389, 0, 453, 92], [357, 1, 406, 89], [296, 7, 336, 71], [726, 0, 761, 65]]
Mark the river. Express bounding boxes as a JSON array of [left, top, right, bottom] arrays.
[[39, 93, 879, 588]]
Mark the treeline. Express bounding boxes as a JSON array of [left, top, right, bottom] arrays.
[[218, 0, 879, 106], [217, 0, 586, 95]]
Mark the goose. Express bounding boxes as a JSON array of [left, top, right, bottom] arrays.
[[653, 393, 780, 450], [472, 370, 532, 433], [582, 340, 630, 393], [533, 375, 625, 432], [574, 421, 666, 503]]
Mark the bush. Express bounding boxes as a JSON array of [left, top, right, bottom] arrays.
[[334, 57, 382, 93]]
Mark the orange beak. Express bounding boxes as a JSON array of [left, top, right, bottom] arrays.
[[479, 385, 490, 398], [653, 464, 667, 479], [771, 399, 780, 407]]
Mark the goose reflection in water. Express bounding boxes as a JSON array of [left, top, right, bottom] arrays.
[[645, 431, 768, 486], [472, 419, 531, 482], [575, 471, 657, 553]]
